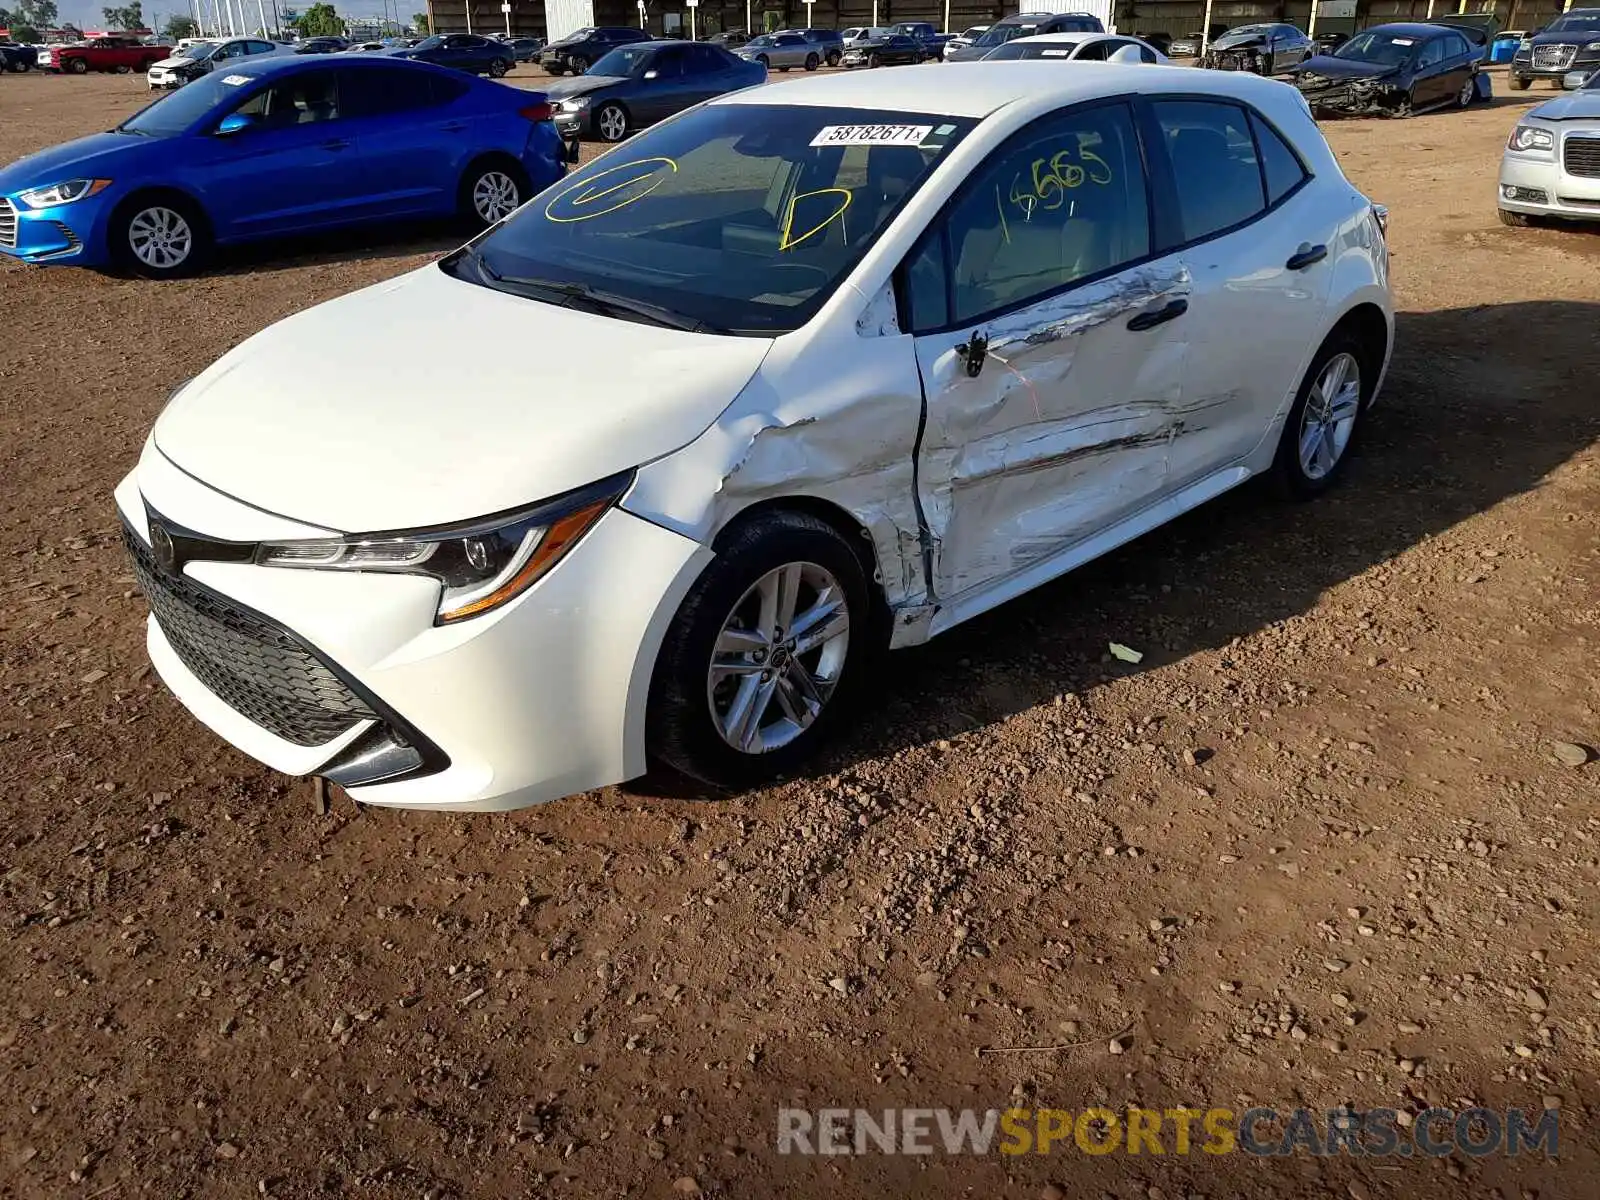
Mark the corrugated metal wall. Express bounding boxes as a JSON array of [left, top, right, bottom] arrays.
[[425, 0, 1571, 40]]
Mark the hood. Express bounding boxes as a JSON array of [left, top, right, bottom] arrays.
[[1210, 30, 1269, 49], [1531, 88, 1600, 118], [845, 37, 892, 49], [152, 51, 206, 66], [0, 131, 149, 190], [151, 264, 774, 532], [543, 74, 623, 98], [1293, 53, 1401, 80], [546, 33, 595, 49]]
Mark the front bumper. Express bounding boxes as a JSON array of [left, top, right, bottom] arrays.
[[1499, 139, 1600, 221], [553, 106, 593, 139], [1294, 74, 1408, 115], [840, 52, 873, 67], [0, 188, 114, 265], [114, 446, 713, 811], [1199, 47, 1268, 73], [146, 67, 191, 88], [1512, 49, 1600, 80]]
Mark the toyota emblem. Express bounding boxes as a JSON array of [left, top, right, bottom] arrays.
[[149, 520, 177, 575]]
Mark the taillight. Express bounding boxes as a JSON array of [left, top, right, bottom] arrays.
[[518, 102, 554, 122], [1370, 203, 1388, 240]]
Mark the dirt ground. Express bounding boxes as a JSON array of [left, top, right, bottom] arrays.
[[1, 65, 1597, 1200]]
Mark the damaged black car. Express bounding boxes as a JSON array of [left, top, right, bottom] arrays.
[[1289, 22, 1488, 117], [1198, 22, 1312, 75]]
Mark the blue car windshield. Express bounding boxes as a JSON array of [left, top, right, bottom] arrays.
[[119, 71, 247, 137], [1549, 13, 1600, 31], [449, 103, 976, 335], [1334, 31, 1420, 66]]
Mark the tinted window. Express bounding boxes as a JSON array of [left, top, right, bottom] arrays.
[[900, 233, 949, 331], [340, 65, 439, 114], [1074, 39, 1110, 59], [247, 40, 275, 54], [1416, 36, 1447, 67], [1250, 111, 1308, 205], [459, 104, 976, 335], [1445, 32, 1470, 57], [1138, 43, 1157, 61], [1153, 99, 1265, 242], [687, 44, 728, 71], [938, 102, 1150, 324]]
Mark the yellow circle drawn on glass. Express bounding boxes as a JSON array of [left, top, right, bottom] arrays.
[[779, 187, 853, 251], [544, 156, 680, 223]]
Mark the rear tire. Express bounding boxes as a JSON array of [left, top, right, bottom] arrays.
[[488, 57, 508, 77], [804, 52, 819, 70], [1271, 328, 1375, 500], [825, 49, 840, 66], [459, 157, 529, 228], [646, 511, 872, 790], [1456, 74, 1475, 107]]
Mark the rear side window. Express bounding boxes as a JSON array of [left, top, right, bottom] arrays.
[[1150, 99, 1266, 242], [341, 66, 442, 115], [1250, 111, 1309, 205]]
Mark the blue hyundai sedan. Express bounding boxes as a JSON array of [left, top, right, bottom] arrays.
[[0, 55, 569, 277]]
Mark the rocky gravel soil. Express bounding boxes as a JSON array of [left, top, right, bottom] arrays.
[[0, 70, 1597, 1199]]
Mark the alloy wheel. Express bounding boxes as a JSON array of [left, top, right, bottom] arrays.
[[1458, 77, 1474, 106], [127, 206, 193, 271], [597, 104, 627, 141], [1298, 351, 1361, 481], [706, 561, 850, 754], [472, 170, 521, 223]]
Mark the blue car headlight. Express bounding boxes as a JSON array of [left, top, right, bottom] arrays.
[[18, 178, 112, 208]]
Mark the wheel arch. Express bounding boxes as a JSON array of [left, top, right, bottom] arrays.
[[458, 150, 532, 204], [107, 185, 213, 250], [1324, 300, 1391, 408]]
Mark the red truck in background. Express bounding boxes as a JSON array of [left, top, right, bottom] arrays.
[[40, 36, 169, 74]]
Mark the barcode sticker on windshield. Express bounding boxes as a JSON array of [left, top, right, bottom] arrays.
[[811, 124, 934, 148], [1041, 49, 1074, 56], [1389, 37, 1414, 45], [220, 73, 252, 84]]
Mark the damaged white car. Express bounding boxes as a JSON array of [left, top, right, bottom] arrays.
[[117, 63, 1393, 811]]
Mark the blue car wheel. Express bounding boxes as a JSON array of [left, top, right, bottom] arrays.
[[460, 157, 529, 228], [112, 192, 209, 279]]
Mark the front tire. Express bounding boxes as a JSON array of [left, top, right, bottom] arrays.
[[68, 57, 88, 73], [1510, 73, 1531, 90], [594, 101, 629, 143], [568, 54, 588, 73], [869, 52, 881, 68], [111, 195, 209, 279], [1272, 330, 1373, 499], [825, 49, 840, 66], [647, 511, 871, 790], [459, 158, 528, 227]]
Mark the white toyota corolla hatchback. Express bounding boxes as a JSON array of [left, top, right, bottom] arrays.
[[117, 64, 1393, 810]]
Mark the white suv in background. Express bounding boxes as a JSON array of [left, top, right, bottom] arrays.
[[118, 64, 1392, 811]]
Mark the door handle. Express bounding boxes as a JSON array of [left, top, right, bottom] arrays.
[[954, 331, 988, 377], [1286, 243, 1328, 271], [1126, 298, 1188, 332], [321, 138, 352, 150]]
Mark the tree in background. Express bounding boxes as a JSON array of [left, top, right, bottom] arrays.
[[13, 0, 58, 30], [294, 1, 342, 35], [101, 1, 143, 30], [411, 11, 427, 33], [163, 12, 196, 37]]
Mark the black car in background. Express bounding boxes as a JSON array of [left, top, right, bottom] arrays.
[[781, 27, 845, 65], [294, 36, 350, 53], [840, 31, 927, 67], [1290, 22, 1485, 115], [391, 33, 515, 76], [1, 39, 35, 70], [549, 39, 764, 142], [1511, 8, 1600, 88], [540, 26, 652, 74], [707, 30, 750, 48], [1199, 22, 1312, 74], [944, 11, 1104, 62], [505, 37, 545, 62]]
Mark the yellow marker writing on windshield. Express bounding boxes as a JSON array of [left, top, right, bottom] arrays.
[[779, 187, 852, 251], [544, 156, 679, 223]]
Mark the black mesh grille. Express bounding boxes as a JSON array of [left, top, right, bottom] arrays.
[[125, 524, 377, 747], [1563, 136, 1600, 179]]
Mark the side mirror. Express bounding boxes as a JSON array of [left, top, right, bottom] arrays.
[[216, 111, 257, 136], [1563, 68, 1588, 89]]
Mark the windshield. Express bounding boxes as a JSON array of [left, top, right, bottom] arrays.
[[1223, 23, 1273, 38], [452, 104, 975, 335], [746, 35, 775, 46], [412, 35, 443, 50], [590, 44, 656, 74], [119, 70, 239, 136], [973, 22, 1038, 47], [960, 26, 986, 37], [1549, 13, 1600, 31], [1334, 31, 1419, 65]]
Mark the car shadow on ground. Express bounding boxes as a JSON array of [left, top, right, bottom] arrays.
[[639, 299, 1600, 798], [206, 220, 467, 275]]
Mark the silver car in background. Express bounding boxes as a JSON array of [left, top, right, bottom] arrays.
[[1499, 73, 1600, 226], [736, 31, 823, 72], [943, 24, 990, 58]]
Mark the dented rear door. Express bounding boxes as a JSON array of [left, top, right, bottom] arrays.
[[902, 100, 1191, 602]]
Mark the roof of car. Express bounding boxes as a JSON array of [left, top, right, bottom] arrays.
[[712, 60, 1285, 118], [1009, 32, 1105, 43], [1364, 22, 1455, 37]]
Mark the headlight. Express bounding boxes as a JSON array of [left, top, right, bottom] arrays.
[[1507, 124, 1554, 151], [18, 178, 112, 208], [254, 471, 631, 624], [1586, 41, 1600, 51], [559, 96, 591, 111]]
